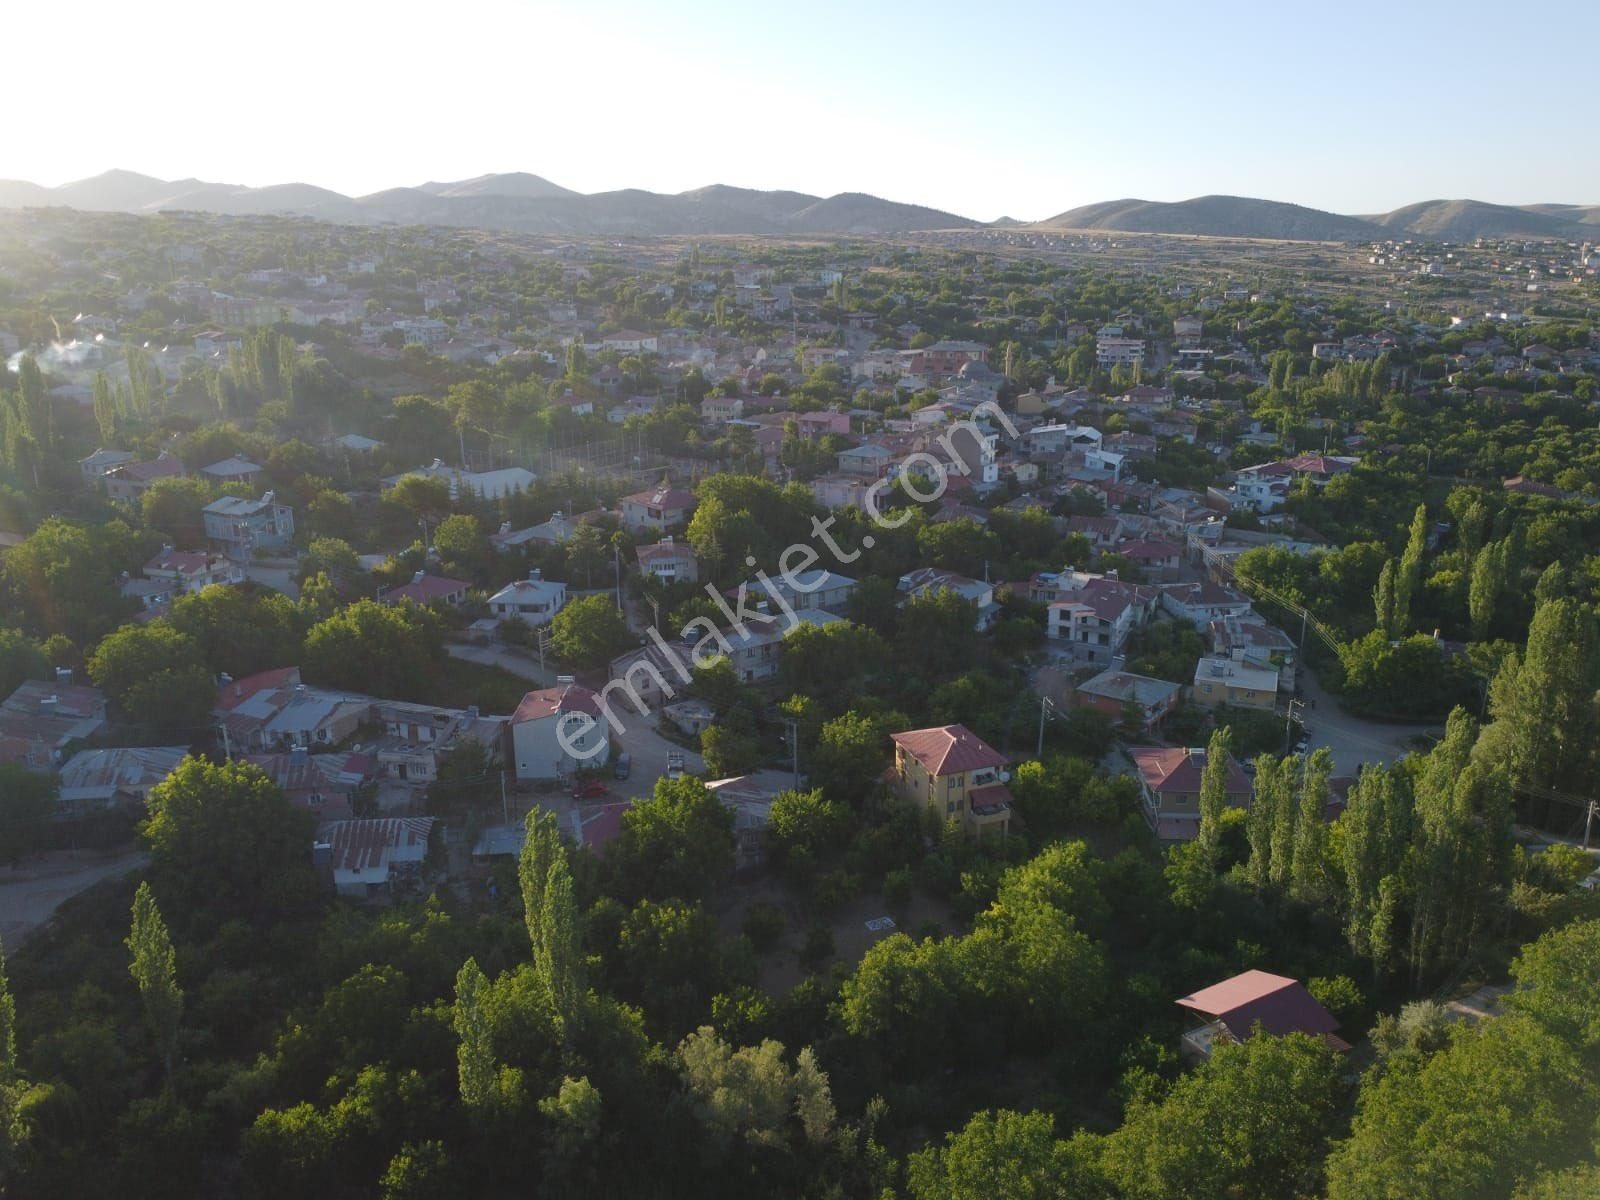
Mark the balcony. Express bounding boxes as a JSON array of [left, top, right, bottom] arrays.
[[1181, 1020, 1230, 1062]]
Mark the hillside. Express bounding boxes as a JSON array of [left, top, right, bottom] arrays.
[[1037, 195, 1383, 241], [0, 169, 976, 236], [1365, 199, 1586, 240]]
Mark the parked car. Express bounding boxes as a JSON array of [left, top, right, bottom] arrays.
[[571, 780, 609, 800], [614, 753, 631, 780]]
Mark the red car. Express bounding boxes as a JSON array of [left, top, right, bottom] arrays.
[[571, 780, 609, 800]]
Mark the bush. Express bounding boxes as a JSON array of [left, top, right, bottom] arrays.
[[799, 925, 834, 971], [883, 867, 914, 912], [742, 903, 786, 954]]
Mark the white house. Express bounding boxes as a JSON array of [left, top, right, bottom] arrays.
[[487, 571, 568, 626], [510, 681, 610, 780]]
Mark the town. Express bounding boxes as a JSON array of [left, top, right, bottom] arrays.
[[0, 191, 1597, 1199]]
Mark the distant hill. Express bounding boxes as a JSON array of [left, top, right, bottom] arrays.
[[1035, 193, 1600, 242], [0, 168, 977, 236], [1037, 195, 1383, 241], [1365, 199, 1596, 239], [418, 172, 579, 200]]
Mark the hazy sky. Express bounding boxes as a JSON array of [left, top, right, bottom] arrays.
[[10, 0, 1597, 221]]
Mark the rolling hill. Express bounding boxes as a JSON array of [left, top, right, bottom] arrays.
[[0, 169, 977, 236], [1035, 194, 1600, 242]]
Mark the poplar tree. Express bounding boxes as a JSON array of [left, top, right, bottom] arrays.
[[1290, 749, 1334, 905], [453, 957, 497, 1108], [1373, 558, 1396, 637], [92, 372, 117, 444], [518, 811, 581, 1033], [1195, 726, 1233, 869], [127, 882, 182, 1086], [1392, 503, 1428, 636]]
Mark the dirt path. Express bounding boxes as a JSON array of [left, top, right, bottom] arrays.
[[0, 849, 147, 947]]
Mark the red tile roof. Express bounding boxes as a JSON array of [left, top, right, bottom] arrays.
[[1176, 969, 1345, 1045], [891, 725, 1007, 777], [216, 667, 300, 712], [513, 683, 602, 723], [382, 575, 469, 605], [1130, 745, 1251, 797]]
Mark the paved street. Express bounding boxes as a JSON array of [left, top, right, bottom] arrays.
[[447, 639, 558, 687], [1295, 666, 1439, 776]]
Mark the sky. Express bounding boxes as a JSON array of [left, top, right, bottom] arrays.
[[7, 0, 1597, 222]]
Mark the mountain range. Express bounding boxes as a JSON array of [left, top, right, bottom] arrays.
[[1035, 195, 1600, 242], [1, 170, 1597, 242], [0, 170, 978, 237]]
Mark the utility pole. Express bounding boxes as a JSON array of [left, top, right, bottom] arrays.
[[784, 717, 800, 790], [1283, 698, 1305, 756], [1037, 695, 1054, 760], [1585, 799, 1596, 851], [613, 544, 623, 612]]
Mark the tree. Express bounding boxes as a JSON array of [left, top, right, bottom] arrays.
[[303, 599, 445, 701], [1467, 539, 1506, 641], [1102, 1033, 1344, 1200], [432, 514, 487, 578], [0, 629, 49, 706], [1289, 747, 1334, 905], [518, 811, 581, 1033], [809, 710, 891, 804], [127, 882, 182, 1086], [142, 757, 316, 929], [676, 1026, 834, 1149], [1373, 557, 1396, 636], [896, 588, 978, 679], [767, 788, 851, 868], [1393, 503, 1428, 635], [92, 372, 118, 443], [1194, 726, 1233, 870], [605, 776, 735, 902], [0, 767, 55, 865], [1479, 596, 1600, 793], [141, 477, 217, 545], [86, 622, 213, 739], [453, 958, 504, 1108], [907, 1109, 1091, 1200], [549, 595, 632, 672], [168, 585, 301, 680]]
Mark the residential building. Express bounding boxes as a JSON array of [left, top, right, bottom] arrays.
[[379, 571, 470, 608], [1129, 744, 1252, 842], [487, 570, 567, 625], [202, 492, 295, 558], [1073, 670, 1181, 730], [214, 668, 371, 753], [1160, 581, 1254, 627], [78, 447, 135, 486], [0, 679, 109, 769], [491, 512, 579, 550], [200, 455, 265, 487], [1176, 970, 1348, 1062], [620, 485, 696, 533], [898, 568, 998, 630], [104, 452, 185, 502], [510, 680, 609, 780], [636, 537, 699, 585], [317, 817, 436, 898], [1192, 655, 1279, 711], [887, 724, 1012, 837], [56, 745, 188, 812], [143, 547, 245, 592], [243, 746, 375, 822], [1096, 335, 1146, 370], [735, 569, 857, 615], [384, 460, 537, 501]]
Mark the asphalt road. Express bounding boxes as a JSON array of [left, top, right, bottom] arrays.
[[1295, 666, 1438, 776]]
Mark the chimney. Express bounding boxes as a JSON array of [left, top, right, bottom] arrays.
[[412, 570, 426, 584], [39, 696, 57, 714], [528, 568, 542, 582], [556, 675, 575, 686], [262, 490, 275, 504], [498, 521, 511, 534], [54, 667, 73, 685], [466, 705, 479, 719], [290, 745, 308, 767]]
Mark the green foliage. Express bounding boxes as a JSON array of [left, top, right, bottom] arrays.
[[87, 621, 213, 739], [0, 766, 55, 865], [549, 594, 633, 671], [1102, 1033, 1344, 1200], [141, 757, 317, 930], [303, 598, 445, 700], [605, 776, 736, 903], [126, 882, 182, 1085]]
